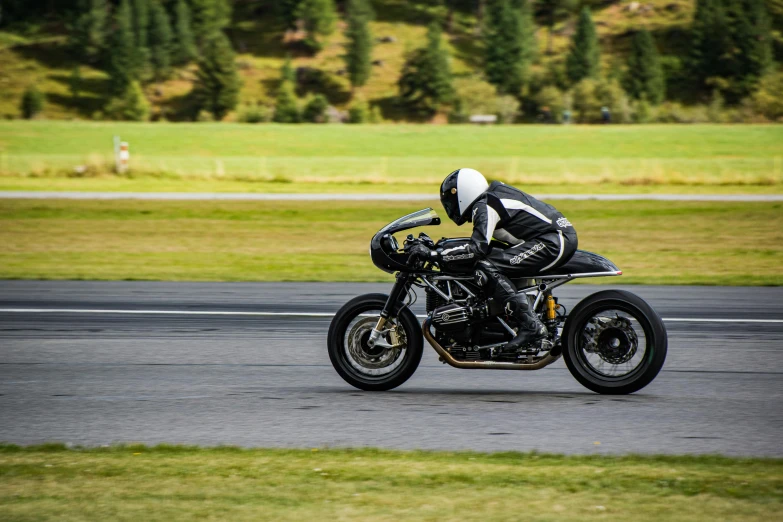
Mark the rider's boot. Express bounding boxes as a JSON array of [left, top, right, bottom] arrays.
[[503, 294, 548, 351]]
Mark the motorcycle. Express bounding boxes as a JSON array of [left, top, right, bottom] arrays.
[[328, 208, 667, 394]]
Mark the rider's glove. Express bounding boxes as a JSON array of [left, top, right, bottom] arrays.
[[408, 243, 438, 261]]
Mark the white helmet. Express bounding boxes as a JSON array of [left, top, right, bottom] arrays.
[[440, 168, 489, 225]]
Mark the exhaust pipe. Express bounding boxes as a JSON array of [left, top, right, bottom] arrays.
[[422, 319, 560, 370]]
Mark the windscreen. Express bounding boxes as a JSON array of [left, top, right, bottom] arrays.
[[377, 208, 440, 235]]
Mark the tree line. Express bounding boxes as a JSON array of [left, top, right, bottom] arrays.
[[8, 0, 782, 122]]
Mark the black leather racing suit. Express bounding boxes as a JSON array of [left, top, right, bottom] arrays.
[[445, 181, 578, 346], [469, 181, 577, 279]]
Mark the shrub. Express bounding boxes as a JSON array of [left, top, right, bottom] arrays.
[[196, 109, 214, 122], [369, 105, 383, 124], [238, 102, 271, 123], [533, 85, 567, 122], [572, 78, 600, 123], [707, 90, 725, 123], [751, 71, 783, 121], [302, 94, 329, 123], [348, 98, 369, 123], [596, 78, 632, 123], [495, 95, 520, 123], [447, 98, 470, 124], [654, 102, 709, 124], [104, 81, 150, 121], [20, 85, 44, 119], [452, 78, 497, 115], [634, 97, 652, 123]]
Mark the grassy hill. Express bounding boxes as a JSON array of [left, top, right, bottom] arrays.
[[0, 0, 697, 121]]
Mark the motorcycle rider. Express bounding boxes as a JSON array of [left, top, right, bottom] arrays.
[[412, 168, 578, 351]]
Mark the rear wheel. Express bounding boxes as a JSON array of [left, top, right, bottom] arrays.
[[562, 290, 667, 394], [327, 293, 423, 391]]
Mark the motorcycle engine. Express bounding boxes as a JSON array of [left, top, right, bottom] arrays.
[[425, 284, 510, 361], [431, 303, 470, 331]]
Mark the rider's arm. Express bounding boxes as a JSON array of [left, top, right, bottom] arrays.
[[469, 200, 500, 257]]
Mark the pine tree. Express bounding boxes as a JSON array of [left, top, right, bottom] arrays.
[[70, 0, 109, 63], [769, 0, 783, 60], [193, 32, 241, 120], [733, 0, 773, 96], [566, 6, 600, 84], [690, 0, 773, 100], [347, 0, 375, 20], [274, 81, 300, 123], [517, 0, 537, 67], [106, 0, 137, 96], [105, 80, 150, 121], [190, 0, 232, 41], [281, 55, 296, 84], [485, 0, 525, 95], [149, 0, 172, 81], [398, 21, 454, 117], [173, 0, 197, 65], [296, 0, 337, 53], [277, 0, 302, 30], [132, 0, 150, 74], [344, 0, 373, 89], [625, 29, 665, 105], [70, 66, 82, 100]]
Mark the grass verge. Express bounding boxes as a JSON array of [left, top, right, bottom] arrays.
[[0, 199, 780, 285], [2, 176, 782, 195], [0, 444, 781, 521], [0, 123, 781, 191]]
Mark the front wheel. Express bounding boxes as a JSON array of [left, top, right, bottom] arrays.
[[562, 290, 667, 395], [327, 293, 423, 391]]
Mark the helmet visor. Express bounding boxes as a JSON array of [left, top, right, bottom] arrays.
[[441, 193, 459, 223]]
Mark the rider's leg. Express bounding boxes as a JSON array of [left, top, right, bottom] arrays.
[[477, 261, 548, 350], [480, 231, 575, 350]]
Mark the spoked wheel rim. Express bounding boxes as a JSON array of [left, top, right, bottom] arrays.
[[576, 307, 650, 380], [343, 309, 408, 381]]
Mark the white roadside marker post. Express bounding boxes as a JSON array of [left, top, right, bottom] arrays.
[[119, 141, 130, 174]]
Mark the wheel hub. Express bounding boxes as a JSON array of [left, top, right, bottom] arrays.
[[596, 327, 635, 364], [359, 331, 385, 357], [583, 315, 638, 365], [346, 316, 405, 371]]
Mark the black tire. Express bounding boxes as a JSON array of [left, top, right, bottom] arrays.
[[327, 293, 423, 391], [562, 289, 667, 395]]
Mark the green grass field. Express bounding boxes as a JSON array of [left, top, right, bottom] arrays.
[[0, 444, 780, 521], [0, 122, 781, 192], [1, 199, 780, 285]]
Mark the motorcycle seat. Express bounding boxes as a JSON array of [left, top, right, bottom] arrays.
[[534, 249, 620, 277]]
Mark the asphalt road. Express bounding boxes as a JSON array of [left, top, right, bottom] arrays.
[[1, 281, 781, 457]]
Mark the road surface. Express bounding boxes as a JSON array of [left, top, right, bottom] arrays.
[[1, 281, 781, 456]]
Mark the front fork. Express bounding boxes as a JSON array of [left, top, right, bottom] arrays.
[[367, 273, 413, 349]]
